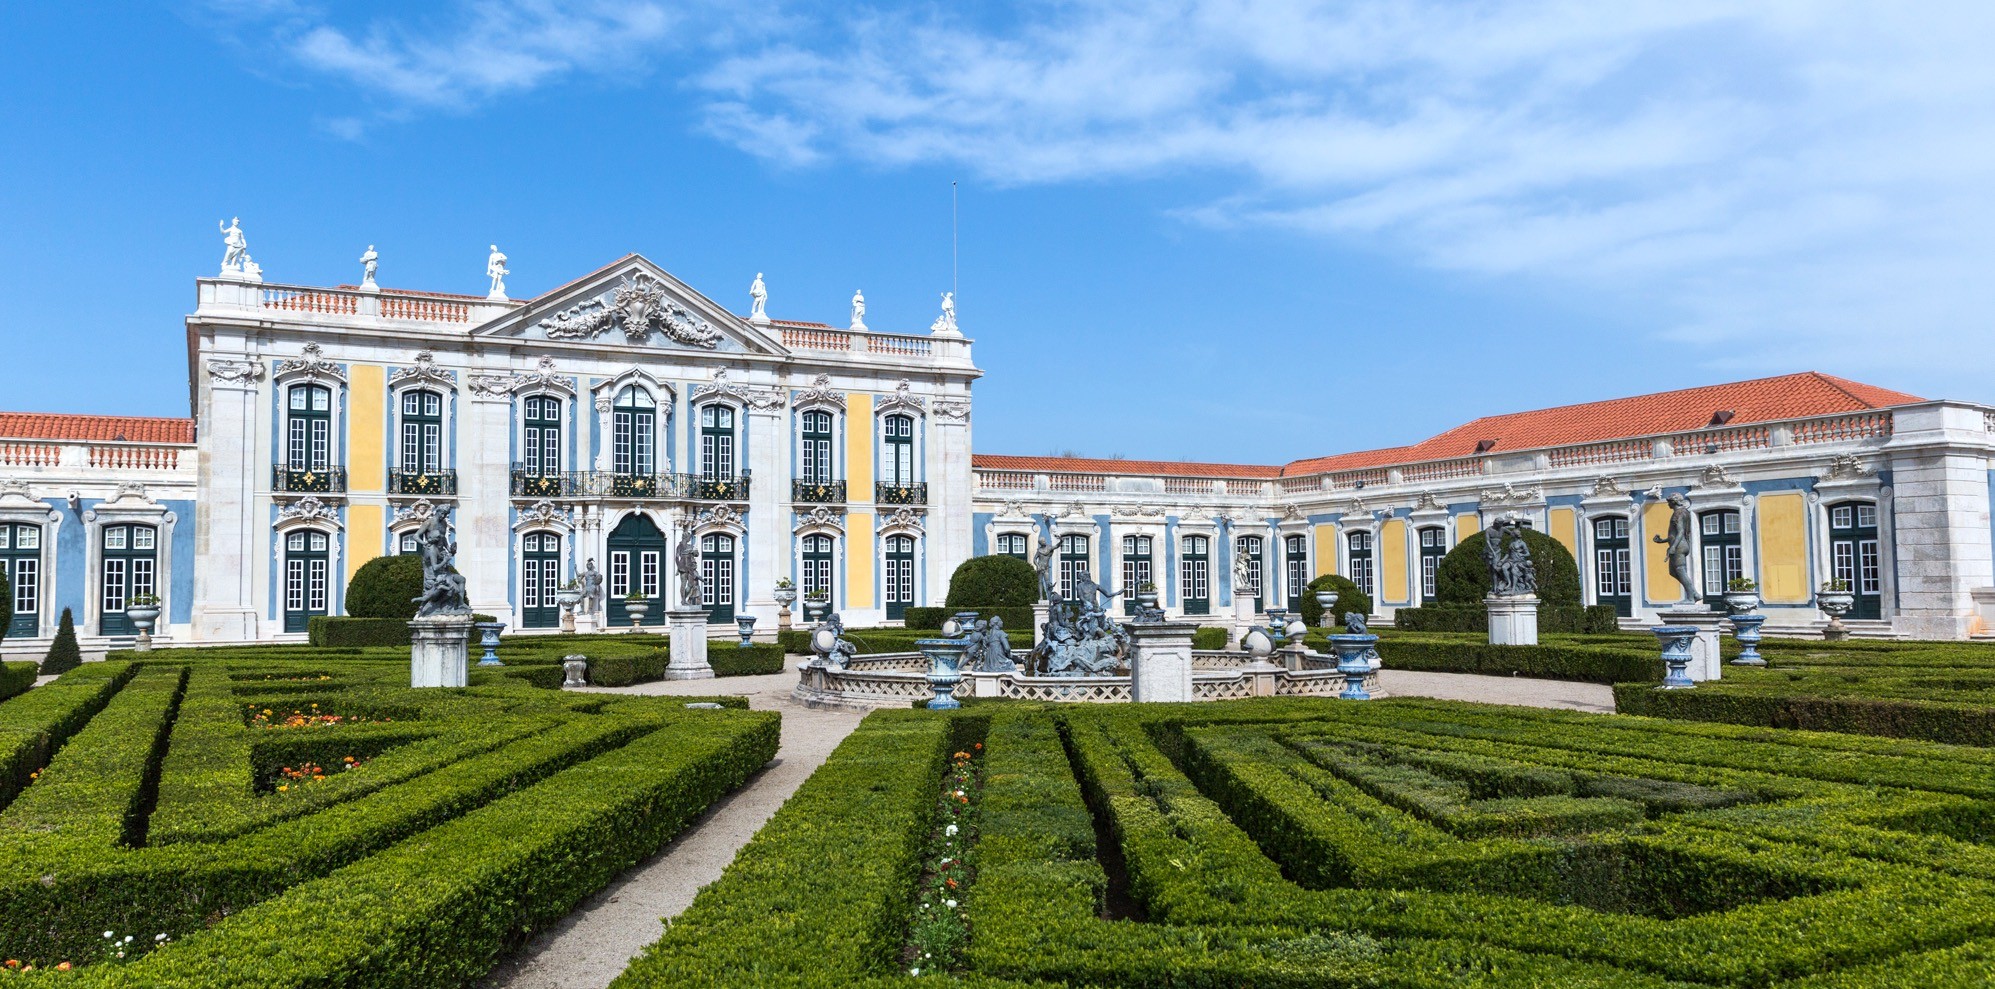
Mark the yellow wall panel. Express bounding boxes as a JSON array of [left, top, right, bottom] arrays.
[[847, 393, 873, 494], [348, 364, 386, 493], [847, 512, 875, 610], [1313, 523, 1338, 575], [345, 504, 384, 583], [1548, 507, 1578, 556], [1455, 512, 1480, 545], [1757, 491, 1810, 604], [1381, 518, 1408, 604], [1643, 502, 1677, 605]]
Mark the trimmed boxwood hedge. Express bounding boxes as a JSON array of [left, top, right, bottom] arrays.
[[343, 554, 426, 620], [0, 661, 34, 702], [1393, 603, 1621, 634], [1377, 634, 1662, 684], [306, 616, 410, 647], [1436, 528, 1582, 605], [944, 554, 1039, 608], [903, 606, 1035, 633]]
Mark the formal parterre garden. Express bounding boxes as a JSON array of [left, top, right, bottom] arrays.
[[0, 651, 777, 985]]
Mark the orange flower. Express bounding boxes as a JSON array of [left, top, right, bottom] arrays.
[[945, 878, 958, 889], [5, 959, 19, 969], [974, 742, 983, 749], [56, 962, 70, 971]]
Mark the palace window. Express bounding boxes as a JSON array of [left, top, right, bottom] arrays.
[[1592, 517, 1633, 617], [884, 535, 916, 620], [1181, 534, 1210, 615], [521, 531, 562, 629], [286, 384, 333, 471], [0, 523, 41, 637], [399, 389, 443, 474], [523, 395, 561, 476], [1122, 534, 1153, 615], [802, 534, 835, 610], [1418, 527, 1447, 604], [881, 414, 915, 486], [701, 533, 736, 622], [1699, 509, 1743, 608], [1285, 534, 1308, 612], [612, 386, 656, 476], [283, 529, 329, 634], [99, 523, 157, 636], [700, 405, 736, 480], [1829, 502, 1882, 620], [1346, 530, 1375, 598], [995, 533, 1029, 559], [1058, 534, 1090, 600], [800, 410, 834, 484]]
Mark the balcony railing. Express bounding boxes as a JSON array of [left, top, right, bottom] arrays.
[[793, 479, 847, 503], [876, 482, 928, 505], [273, 465, 347, 493], [389, 470, 457, 496], [507, 467, 751, 501]]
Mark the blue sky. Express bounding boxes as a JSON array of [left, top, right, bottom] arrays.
[[4, 2, 1992, 465]]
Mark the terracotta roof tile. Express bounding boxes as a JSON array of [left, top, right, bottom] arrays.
[[0, 413, 195, 444], [971, 454, 1280, 479]]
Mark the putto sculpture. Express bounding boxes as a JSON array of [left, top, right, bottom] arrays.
[[1483, 514, 1538, 597], [412, 506, 469, 617], [960, 616, 1018, 673], [809, 612, 858, 668], [1655, 492, 1700, 603]]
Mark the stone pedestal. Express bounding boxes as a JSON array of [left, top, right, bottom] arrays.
[[1128, 621, 1196, 703], [1659, 608, 1726, 682], [1486, 594, 1540, 646], [409, 615, 474, 688], [576, 610, 598, 635], [562, 656, 589, 688], [1232, 595, 1258, 649], [665, 607, 715, 680], [1031, 601, 1051, 647]]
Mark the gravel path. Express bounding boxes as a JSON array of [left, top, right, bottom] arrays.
[[480, 670, 865, 989], [1378, 668, 1616, 713]]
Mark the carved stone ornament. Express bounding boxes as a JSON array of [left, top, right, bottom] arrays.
[[1479, 483, 1542, 506], [876, 379, 928, 417], [112, 482, 152, 504], [791, 373, 845, 409], [205, 359, 264, 384], [1059, 501, 1089, 519], [277, 496, 339, 525], [467, 374, 518, 399], [1591, 476, 1624, 497], [1414, 491, 1443, 511], [521, 499, 565, 527], [1281, 503, 1305, 521], [996, 499, 1031, 519], [273, 343, 346, 383], [389, 351, 455, 388], [1822, 454, 1875, 481], [694, 504, 745, 531], [932, 400, 971, 422], [697, 368, 784, 411], [883, 506, 926, 534], [1699, 464, 1737, 488], [1346, 497, 1369, 516], [594, 394, 613, 413], [795, 505, 843, 533], [514, 356, 573, 394], [0, 478, 30, 499], [538, 273, 722, 349], [391, 499, 437, 525], [1112, 504, 1164, 518]]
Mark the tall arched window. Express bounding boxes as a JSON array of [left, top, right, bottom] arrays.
[[521, 531, 562, 629], [1121, 534, 1153, 615], [1235, 535, 1264, 610], [1592, 518, 1632, 616], [282, 529, 329, 634], [1058, 534, 1090, 600], [701, 533, 736, 622], [995, 533, 1028, 559], [1284, 534, 1308, 612], [523, 395, 561, 476], [1, 523, 42, 637], [1181, 535, 1210, 615], [282, 384, 335, 491], [884, 535, 915, 621], [700, 405, 735, 480], [800, 410, 834, 484], [880, 414, 917, 503], [1346, 530, 1374, 598], [802, 534, 835, 610], [1418, 527, 1447, 605], [1828, 502, 1881, 619], [1699, 509, 1743, 609], [100, 523, 158, 636], [612, 386, 655, 476]]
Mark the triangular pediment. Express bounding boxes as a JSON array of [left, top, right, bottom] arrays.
[[473, 254, 786, 355]]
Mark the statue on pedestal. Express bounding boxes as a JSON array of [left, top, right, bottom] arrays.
[[577, 558, 602, 615], [219, 217, 248, 272], [930, 291, 958, 334], [850, 289, 867, 330], [1032, 538, 1057, 602], [1654, 493, 1699, 603], [674, 528, 702, 607], [962, 616, 1018, 673], [749, 272, 768, 321], [1482, 515, 1538, 597], [359, 245, 379, 288], [1233, 550, 1256, 600], [486, 245, 510, 299], [412, 506, 469, 617]]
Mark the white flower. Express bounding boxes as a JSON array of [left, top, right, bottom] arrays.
[[103, 931, 114, 939], [944, 824, 958, 837], [154, 934, 168, 942], [944, 899, 957, 908], [910, 968, 920, 976], [123, 936, 133, 943]]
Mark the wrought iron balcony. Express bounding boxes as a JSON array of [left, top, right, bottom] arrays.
[[272, 465, 347, 493], [792, 479, 847, 503], [876, 482, 928, 505], [506, 466, 751, 501], [388, 469, 457, 496]]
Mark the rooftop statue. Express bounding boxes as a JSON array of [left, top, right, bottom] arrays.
[[219, 217, 247, 272], [487, 245, 509, 299], [749, 272, 768, 321], [1483, 515, 1538, 597], [412, 506, 469, 618], [850, 289, 867, 330], [930, 291, 958, 335], [359, 245, 379, 288], [1654, 492, 1700, 604]]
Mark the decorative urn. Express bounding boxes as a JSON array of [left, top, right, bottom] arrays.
[[773, 584, 798, 610], [1325, 633, 1377, 700], [735, 614, 757, 648], [124, 601, 162, 651], [1314, 590, 1339, 627], [473, 621, 506, 666], [1723, 590, 1761, 615], [1135, 587, 1160, 612], [916, 638, 968, 711], [625, 598, 650, 628]]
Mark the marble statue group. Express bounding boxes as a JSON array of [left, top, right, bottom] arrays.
[[1483, 515, 1538, 597], [412, 506, 470, 618], [674, 527, 702, 607], [1030, 538, 1129, 676]]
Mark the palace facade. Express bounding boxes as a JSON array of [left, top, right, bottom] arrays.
[[1, 244, 1992, 659]]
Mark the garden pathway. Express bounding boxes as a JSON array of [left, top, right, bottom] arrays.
[[480, 671, 866, 989], [481, 664, 1611, 988]]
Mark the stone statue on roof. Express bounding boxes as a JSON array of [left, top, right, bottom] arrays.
[[486, 245, 509, 300], [850, 289, 866, 330], [749, 272, 769, 322], [219, 217, 247, 272], [359, 245, 379, 289]]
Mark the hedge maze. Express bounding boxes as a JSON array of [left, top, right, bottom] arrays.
[[0, 657, 777, 985], [619, 699, 1995, 988]]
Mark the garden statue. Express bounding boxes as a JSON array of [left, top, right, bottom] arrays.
[[1233, 551, 1256, 600], [1033, 579, 1129, 677], [219, 217, 247, 271], [1483, 515, 1538, 596], [1654, 493, 1699, 603], [1032, 538, 1057, 601], [850, 288, 866, 330], [749, 272, 768, 321], [963, 616, 1018, 673], [809, 613, 858, 668], [577, 558, 602, 615], [359, 245, 379, 288], [674, 528, 702, 606], [930, 291, 958, 334], [1070, 571, 1122, 613], [411, 506, 469, 618], [486, 245, 509, 298], [1344, 611, 1382, 670]]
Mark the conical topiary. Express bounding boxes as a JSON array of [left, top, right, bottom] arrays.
[[41, 607, 81, 676]]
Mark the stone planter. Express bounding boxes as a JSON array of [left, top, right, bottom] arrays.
[[562, 655, 589, 688], [474, 621, 506, 666], [1729, 613, 1767, 666], [556, 588, 583, 633], [124, 605, 161, 652], [625, 600, 650, 629], [735, 615, 757, 648], [1314, 590, 1339, 628], [1326, 633, 1377, 700], [1653, 625, 1698, 689], [1135, 589, 1159, 613], [773, 585, 798, 629], [804, 599, 829, 623], [917, 638, 968, 711], [1723, 591, 1761, 615], [942, 610, 981, 636], [1818, 591, 1855, 641]]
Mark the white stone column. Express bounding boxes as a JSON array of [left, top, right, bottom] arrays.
[[930, 401, 973, 605], [463, 385, 514, 619], [192, 359, 265, 641], [1883, 402, 1995, 639], [1486, 593, 1540, 646], [745, 402, 786, 628], [666, 606, 715, 679], [1129, 621, 1196, 702]]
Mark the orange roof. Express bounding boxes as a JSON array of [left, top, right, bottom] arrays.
[[0, 413, 195, 444], [977, 373, 1924, 481]]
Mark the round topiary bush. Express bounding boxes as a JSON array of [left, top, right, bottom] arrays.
[[1297, 573, 1372, 627], [1435, 529, 1582, 606], [945, 554, 1040, 608], [346, 554, 426, 619]]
